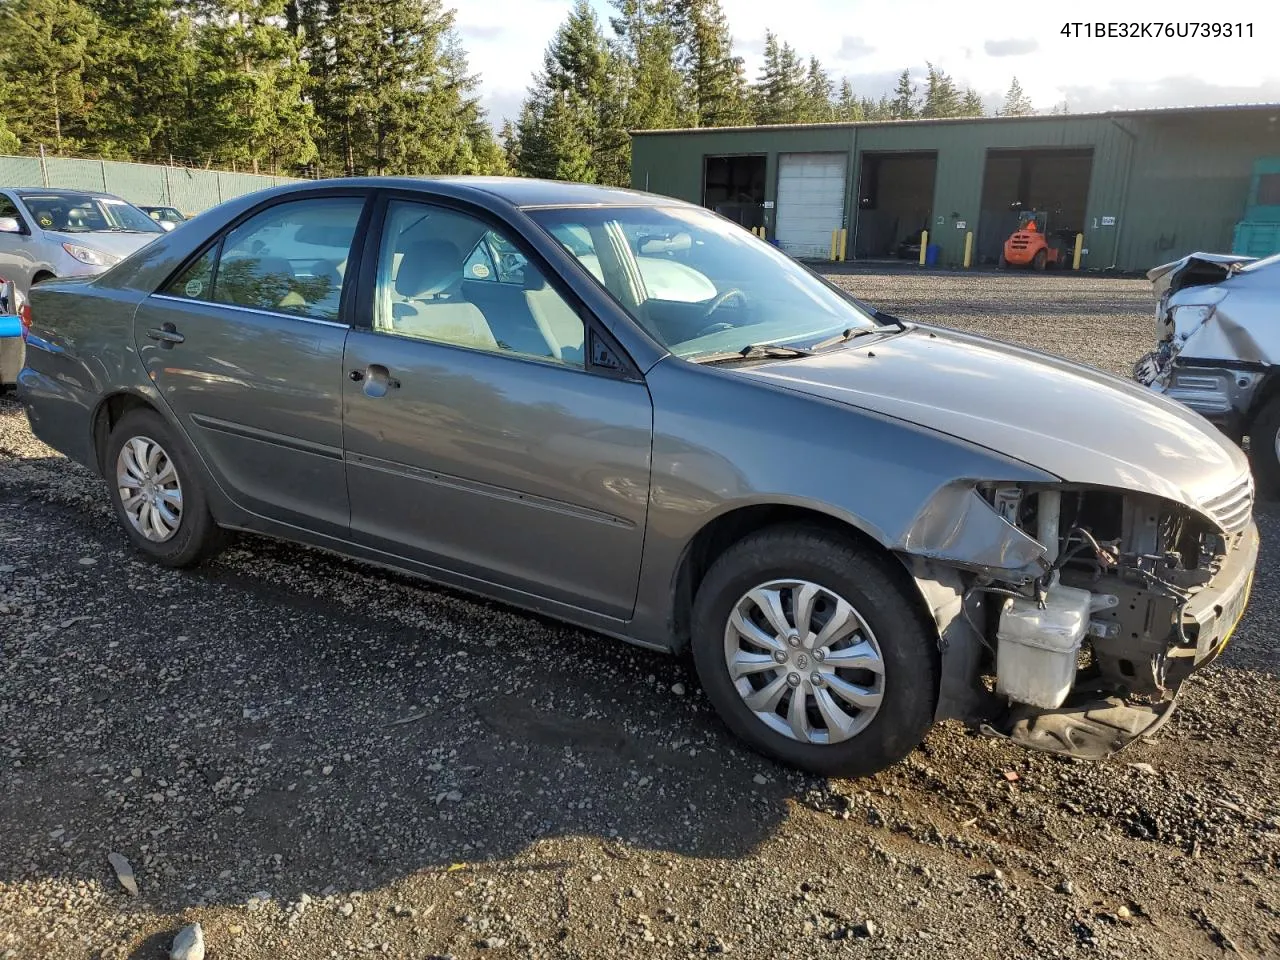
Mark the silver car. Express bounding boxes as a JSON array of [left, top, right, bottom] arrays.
[[18, 178, 1258, 776], [1136, 251, 1280, 486], [0, 187, 166, 294]]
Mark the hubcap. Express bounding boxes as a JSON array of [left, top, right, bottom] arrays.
[[724, 579, 886, 745], [116, 435, 183, 543]]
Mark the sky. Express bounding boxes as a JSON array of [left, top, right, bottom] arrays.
[[455, 0, 1280, 126]]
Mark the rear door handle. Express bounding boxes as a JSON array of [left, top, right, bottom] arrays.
[[147, 322, 184, 348]]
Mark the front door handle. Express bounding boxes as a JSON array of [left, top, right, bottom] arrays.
[[147, 322, 184, 348], [358, 363, 400, 398]]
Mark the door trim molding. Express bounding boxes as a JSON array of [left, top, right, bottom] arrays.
[[189, 412, 344, 460], [346, 450, 636, 528]]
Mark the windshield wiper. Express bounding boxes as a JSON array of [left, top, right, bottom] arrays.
[[689, 342, 814, 365]]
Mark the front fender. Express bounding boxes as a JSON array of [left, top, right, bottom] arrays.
[[626, 358, 1057, 648]]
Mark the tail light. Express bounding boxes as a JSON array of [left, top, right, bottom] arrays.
[[20, 302, 31, 339]]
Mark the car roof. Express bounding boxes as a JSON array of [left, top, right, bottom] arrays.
[[11, 187, 126, 201], [267, 176, 695, 210]]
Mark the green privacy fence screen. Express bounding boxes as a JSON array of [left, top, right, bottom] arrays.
[[0, 155, 302, 214]]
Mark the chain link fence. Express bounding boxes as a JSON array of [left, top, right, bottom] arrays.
[[0, 154, 301, 215]]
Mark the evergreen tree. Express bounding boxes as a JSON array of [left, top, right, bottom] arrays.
[[611, 0, 687, 131], [82, 0, 198, 160], [920, 62, 962, 118], [889, 69, 917, 119], [800, 57, 833, 122], [0, 0, 100, 152], [675, 0, 747, 127], [1001, 77, 1034, 116], [498, 118, 521, 172], [833, 79, 863, 122], [752, 31, 806, 124], [513, 0, 628, 184], [188, 0, 315, 173], [961, 87, 984, 117], [300, 0, 502, 177]]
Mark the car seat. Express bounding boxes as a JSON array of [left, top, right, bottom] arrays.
[[523, 269, 585, 364], [387, 239, 497, 350]]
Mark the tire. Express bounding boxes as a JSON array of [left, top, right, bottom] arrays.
[[104, 408, 227, 567], [690, 524, 939, 777], [1032, 249, 1048, 271], [1249, 395, 1280, 493], [997, 254, 1007, 269]]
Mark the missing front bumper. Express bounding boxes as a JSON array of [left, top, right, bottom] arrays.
[[981, 697, 1177, 760], [982, 522, 1257, 760]]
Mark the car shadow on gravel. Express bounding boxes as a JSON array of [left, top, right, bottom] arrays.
[[0, 488, 809, 915]]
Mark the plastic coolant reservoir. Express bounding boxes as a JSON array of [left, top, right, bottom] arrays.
[[996, 584, 1092, 709]]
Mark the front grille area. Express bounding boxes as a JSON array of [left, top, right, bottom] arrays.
[[1201, 473, 1254, 534]]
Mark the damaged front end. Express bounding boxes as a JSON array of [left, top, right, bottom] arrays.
[[1134, 251, 1280, 439], [904, 479, 1258, 760]]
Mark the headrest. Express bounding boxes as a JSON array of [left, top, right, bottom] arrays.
[[396, 240, 463, 298], [522, 265, 548, 292]]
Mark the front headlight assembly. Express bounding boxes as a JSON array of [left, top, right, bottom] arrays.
[[62, 243, 121, 267]]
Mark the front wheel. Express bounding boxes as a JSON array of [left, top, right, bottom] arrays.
[[690, 525, 939, 777], [1032, 249, 1048, 271], [105, 408, 227, 567]]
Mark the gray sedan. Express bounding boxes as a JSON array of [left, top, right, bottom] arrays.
[[18, 178, 1258, 776]]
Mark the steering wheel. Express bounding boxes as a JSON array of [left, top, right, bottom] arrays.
[[693, 288, 747, 338]]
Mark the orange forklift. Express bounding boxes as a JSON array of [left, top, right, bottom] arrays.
[[1000, 210, 1072, 270]]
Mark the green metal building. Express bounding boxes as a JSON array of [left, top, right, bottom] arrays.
[[629, 103, 1280, 271]]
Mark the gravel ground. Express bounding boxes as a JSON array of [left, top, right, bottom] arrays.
[[1, 268, 1277, 960]]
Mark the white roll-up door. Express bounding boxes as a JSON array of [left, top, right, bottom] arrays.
[[775, 153, 848, 259]]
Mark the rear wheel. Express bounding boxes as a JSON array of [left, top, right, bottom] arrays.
[[690, 524, 938, 777], [1032, 249, 1048, 271], [105, 408, 227, 567]]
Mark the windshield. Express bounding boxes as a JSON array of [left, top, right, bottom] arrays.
[[19, 193, 165, 234], [527, 205, 878, 358]]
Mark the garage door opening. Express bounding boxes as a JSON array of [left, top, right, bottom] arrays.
[[775, 152, 848, 259], [977, 149, 1094, 265], [703, 155, 766, 229], [853, 152, 937, 260]]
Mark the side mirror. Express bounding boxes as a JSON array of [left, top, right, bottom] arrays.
[[0, 216, 21, 234]]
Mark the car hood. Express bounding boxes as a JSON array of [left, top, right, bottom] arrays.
[[47, 231, 161, 259], [735, 325, 1250, 517]]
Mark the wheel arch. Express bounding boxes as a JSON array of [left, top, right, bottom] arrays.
[[1243, 367, 1280, 436], [667, 501, 934, 654], [90, 389, 165, 475]]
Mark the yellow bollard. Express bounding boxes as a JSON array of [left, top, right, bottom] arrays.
[[830, 229, 838, 261], [918, 230, 928, 266], [1073, 233, 1084, 270], [838, 228, 848, 261], [963, 231, 973, 269]]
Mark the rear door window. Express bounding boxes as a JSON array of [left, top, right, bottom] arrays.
[[160, 196, 364, 322]]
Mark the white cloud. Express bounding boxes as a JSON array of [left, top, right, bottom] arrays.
[[984, 38, 1038, 57], [835, 36, 874, 61]]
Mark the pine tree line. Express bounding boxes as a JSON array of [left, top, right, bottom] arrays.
[[0, 0, 1046, 184], [510, 0, 1043, 185], [0, 0, 506, 176]]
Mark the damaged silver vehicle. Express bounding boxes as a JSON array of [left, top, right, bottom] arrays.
[[1136, 251, 1280, 486], [18, 178, 1259, 777]]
